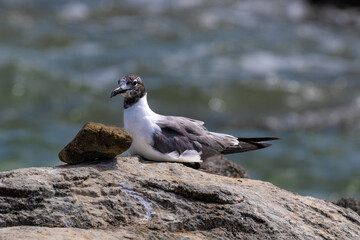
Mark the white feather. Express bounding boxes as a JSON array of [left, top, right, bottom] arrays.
[[210, 131, 239, 145]]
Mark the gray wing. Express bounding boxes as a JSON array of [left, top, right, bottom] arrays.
[[153, 116, 233, 159], [153, 115, 278, 160]]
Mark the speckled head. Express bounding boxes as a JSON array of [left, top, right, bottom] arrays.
[[110, 74, 146, 108]]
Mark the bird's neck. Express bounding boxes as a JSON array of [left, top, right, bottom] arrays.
[[124, 93, 155, 116], [123, 93, 142, 109]]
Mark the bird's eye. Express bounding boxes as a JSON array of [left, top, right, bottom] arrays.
[[133, 80, 138, 86]]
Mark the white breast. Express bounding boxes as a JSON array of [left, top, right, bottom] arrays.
[[124, 94, 159, 154]]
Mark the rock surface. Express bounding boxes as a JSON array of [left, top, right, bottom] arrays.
[[0, 157, 359, 239], [200, 155, 249, 178], [0, 226, 201, 240], [58, 122, 132, 164]]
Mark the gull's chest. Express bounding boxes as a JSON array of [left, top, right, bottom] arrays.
[[123, 104, 159, 144]]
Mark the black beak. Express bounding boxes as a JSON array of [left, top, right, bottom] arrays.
[[110, 87, 126, 98]]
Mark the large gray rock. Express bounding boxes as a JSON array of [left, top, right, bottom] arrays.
[[0, 157, 359, 239], [58, 122, 132, 164]]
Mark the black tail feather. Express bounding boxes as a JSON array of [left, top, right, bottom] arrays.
[[221, 137, 279, 154]]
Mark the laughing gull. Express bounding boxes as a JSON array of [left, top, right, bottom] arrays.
[[110, 75, 278, 163]]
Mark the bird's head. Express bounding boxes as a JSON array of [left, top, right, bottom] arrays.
[[110, 74, 145, 99]]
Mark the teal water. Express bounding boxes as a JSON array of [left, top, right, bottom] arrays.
[[0, 0, 359, 200]]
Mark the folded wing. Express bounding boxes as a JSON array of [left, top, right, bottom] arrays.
[[153, 115, 278, 161]]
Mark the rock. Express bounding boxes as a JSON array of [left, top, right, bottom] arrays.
[[58, 122, 132, 164], [334, 197, 360, 216], [200, 155, 249, 178], [0, 226, 193, 240], [0, 157, 359, 239]]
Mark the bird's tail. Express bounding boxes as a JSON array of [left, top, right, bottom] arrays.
[[222, 137, 279, 154]]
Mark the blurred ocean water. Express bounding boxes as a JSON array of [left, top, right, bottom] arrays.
[[0, 0, 359, 200]]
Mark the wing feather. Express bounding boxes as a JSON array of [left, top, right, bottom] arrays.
[[152, 116, 227, 159], [152, 115, 277, 160]]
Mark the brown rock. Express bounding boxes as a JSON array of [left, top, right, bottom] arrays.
[[58, 122, 132, 164], [200, 155, 249, 178], [0, 157, 359, 239]]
